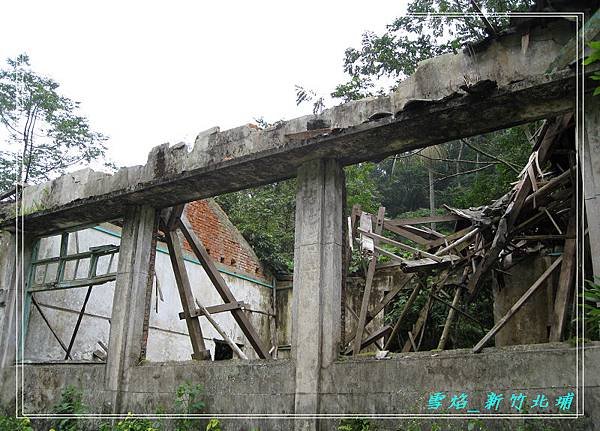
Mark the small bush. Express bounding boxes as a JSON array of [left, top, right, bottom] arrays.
[[0, 415, 33, 431], [51, 386, 86, 431]]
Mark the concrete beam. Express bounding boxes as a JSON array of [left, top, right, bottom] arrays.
[[104, 205, 156, 410], [0, 19, 586, 235], [292, 159, 344, 430]]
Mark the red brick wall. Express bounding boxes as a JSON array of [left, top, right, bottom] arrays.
[[184, 200, 267, 279]]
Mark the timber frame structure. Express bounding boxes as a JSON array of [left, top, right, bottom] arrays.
[[0, 8, 599, 430]]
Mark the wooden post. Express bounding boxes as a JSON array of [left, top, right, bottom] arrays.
[[352, 206, 385, 355], [164, 229, 210, 360], [437, 286, 462, 350], [178, 215, 270, 358], [195, 300, 248, 360], [550, 197, 577, 341]]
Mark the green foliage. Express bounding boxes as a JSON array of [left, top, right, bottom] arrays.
[[583, 41, 600, 96], [583, 278, 600, 340], [0, 415, 33, 431], [0, 53, 113, 193], [332, 0, 533, 101], [216, 179, 296, 274], [100, 413, 160, 431], [50, 386, 86, 431], [205, 418, 222, 431], [174, 381, 205, 431], [338, 418, 377, 431]]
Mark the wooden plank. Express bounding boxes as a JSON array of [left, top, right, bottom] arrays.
[[345, 273, 415, 346], [468, 115, 571, 295], [344, 304, 383, 351], [437, 286, 461, 350], [375, 247, 457, 272], [194, 299, 248, 360], [346, 325, 392, 354], [164, 229, 210, 360], [387, 214, 464, 226], [400, 271, 449, 352], [166, 204, 185, 231], [359, 211, 374, 251], [473, 256, 563, 353], [428, 226, 475, 249], [383, 276, 424, 350], [178, 301, 247, 320], [550, 198, 577, 341], [360, 228, 443, 262], [353, 206, 385, 356], [402, 292, 434, 352], [384, 222, 433, 246], [177, 214, 271, 359], [434, 228, 479, 257]]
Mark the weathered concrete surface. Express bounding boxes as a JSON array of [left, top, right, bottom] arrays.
[[292, 159, 344, 431], [583, 94, 600, 280], [492, 254, 555, 346], [0, 232, 34, 369], [320, 343, 599, 430], [1, 19, 588, 235], [0, 343, 597, 430], [105, 205, 156, 410], [21, 223, 274, 363]]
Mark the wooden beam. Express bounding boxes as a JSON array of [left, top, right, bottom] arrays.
[[550, 198, 577, 341], [178, 301, 247, 320], [353, 206, 385, 356], [383, 222, 433, 246], [346, 325, 392, 354], [165, 204, 185, 231], [428, 226, 475, 249], [437, 286, 462, 351], [177, 214, 271, 359], [164, 229, 211, 360], [473, 256, 563, 353], [345, 273, 415, 346], [383, 276, 424, 350], [194, 300, 248, 360], [387, 214, 464, 226], [468, 114, 571, 294], [360, 228, 443, 262]]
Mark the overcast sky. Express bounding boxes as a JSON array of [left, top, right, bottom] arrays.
[[0, 1, 406, 168]]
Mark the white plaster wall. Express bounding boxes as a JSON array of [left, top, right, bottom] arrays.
[[23, 225, 274, 362]]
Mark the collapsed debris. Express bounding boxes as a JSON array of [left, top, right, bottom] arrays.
[[348, 113, 578, 355]]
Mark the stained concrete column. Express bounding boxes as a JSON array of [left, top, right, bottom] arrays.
[[0, 230, 34, 369], [105, 205, 156, 406], [291, 159, 344, 430], [583, 95, 600, 280]]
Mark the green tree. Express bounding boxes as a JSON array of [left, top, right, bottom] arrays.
[[332, 0, 533, 101], [0, 54, 112, 192]]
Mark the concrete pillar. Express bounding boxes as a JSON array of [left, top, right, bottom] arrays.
[[583, 95, 600, 280], [492, 254, 555, 346], [291, 159, 344, 430], [105, 205, 156, 407], [0, 231, 34, 369]]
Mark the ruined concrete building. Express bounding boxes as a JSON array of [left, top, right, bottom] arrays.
[[0, 5, 599, 431]]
